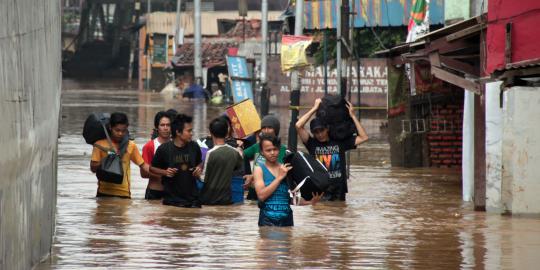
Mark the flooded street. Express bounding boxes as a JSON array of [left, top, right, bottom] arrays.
[[37, 80, 540, 269]]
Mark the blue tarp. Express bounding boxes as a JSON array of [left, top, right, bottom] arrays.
[[183, 84, 208, 99], [302, 0, 444, 29]]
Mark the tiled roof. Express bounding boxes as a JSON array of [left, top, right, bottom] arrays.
[[172, 41, 238, 67], [172, 19, 263, 67]]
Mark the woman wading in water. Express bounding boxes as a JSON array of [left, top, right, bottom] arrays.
[[253, 134, 323, 227]]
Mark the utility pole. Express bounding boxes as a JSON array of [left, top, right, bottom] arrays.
[[194, 0, 202, 85], [174, 0, 182, 51], [146, 0, 152, 90], [129, 1, 141, 83], [287, 0, 304, 151], [323, 30, 328, 95], [337, 0, 350, 98], [260, 0, 270, 116]]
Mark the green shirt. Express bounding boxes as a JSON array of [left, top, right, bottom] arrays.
[[243, 143, 287, 165], [201, 144, 243, 205]]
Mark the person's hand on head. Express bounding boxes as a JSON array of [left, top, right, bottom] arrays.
[[346, 100, 355, 116]]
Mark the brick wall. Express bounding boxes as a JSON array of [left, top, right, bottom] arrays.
[[428, 103, 464, 168]]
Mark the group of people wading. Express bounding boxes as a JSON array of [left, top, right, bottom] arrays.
[[89, 98, 368, 227]]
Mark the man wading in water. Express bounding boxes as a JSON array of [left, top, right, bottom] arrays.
[[253, 134, 323, 227], [296, 98, 369, 201], [141, 111, 173, 200], [150, 114, 203, 207], [90, 112, 149, 199]]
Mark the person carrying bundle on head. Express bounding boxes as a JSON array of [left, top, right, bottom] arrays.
[[295, 98, 368, 201]]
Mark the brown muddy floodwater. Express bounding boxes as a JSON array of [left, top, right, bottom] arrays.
[[38, 80, 540, 269]]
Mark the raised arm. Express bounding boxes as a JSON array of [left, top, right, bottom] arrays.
[[346, 101, 369, 146], [295, 98, 322, 144]]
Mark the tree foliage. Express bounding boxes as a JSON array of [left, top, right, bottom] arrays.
[[312, 27, 407, 66]]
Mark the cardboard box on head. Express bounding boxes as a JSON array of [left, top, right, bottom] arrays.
[[225, 99, 261, 138]]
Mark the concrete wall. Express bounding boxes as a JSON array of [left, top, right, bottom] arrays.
[[445, 0, 470, 23], [0, 0, 61, 269], [470, 0, 487, 17], [502, 86, 540, 214], [485, 81, 503, 213]]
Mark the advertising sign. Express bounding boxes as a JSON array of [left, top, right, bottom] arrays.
[[226, 56, 253, 102]]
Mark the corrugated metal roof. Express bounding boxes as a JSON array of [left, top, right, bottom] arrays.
[[303, 0, 444, 29], [146, 11, 284, 36], [375, 15, 484, 57], [496, 58, 540, 72]]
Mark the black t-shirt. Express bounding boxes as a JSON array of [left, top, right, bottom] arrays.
[[152, 141, 202, 205], [304, 136, 356, 194]]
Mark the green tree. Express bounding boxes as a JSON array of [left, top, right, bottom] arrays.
[[312, 27, 407, 65]]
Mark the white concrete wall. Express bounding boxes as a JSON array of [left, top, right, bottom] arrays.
[[0, 0, 61, 269], [485, 81, 503, 213], [502, 86, 540, 214]]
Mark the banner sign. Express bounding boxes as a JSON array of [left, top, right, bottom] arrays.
[[265, 58, 388, 108], [281, 35, 313, 72], [226, 56, 253, 102]]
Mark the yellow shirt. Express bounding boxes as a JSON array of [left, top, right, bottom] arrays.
[[91, 139, 145, 198]]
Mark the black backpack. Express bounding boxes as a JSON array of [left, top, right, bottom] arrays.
[[316, 95, 357, 141], [284, 151, 330, 202], [83, 113, 110, 145]]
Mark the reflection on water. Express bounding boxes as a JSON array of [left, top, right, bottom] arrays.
[[37, 80, 540, 269]]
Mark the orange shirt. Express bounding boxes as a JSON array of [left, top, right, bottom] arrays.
[[91, 139, 145, 198]]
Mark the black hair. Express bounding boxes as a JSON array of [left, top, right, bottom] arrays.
[[153, 111, 172, 129], [209, 117, 228, 139], [219, 115, 233, 137], [259, 134, 281, 151], [220, 115, 232, 126], [110, 112, 129, 127], [166, 108, 178, 119], [172, 113, 193, 138]]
